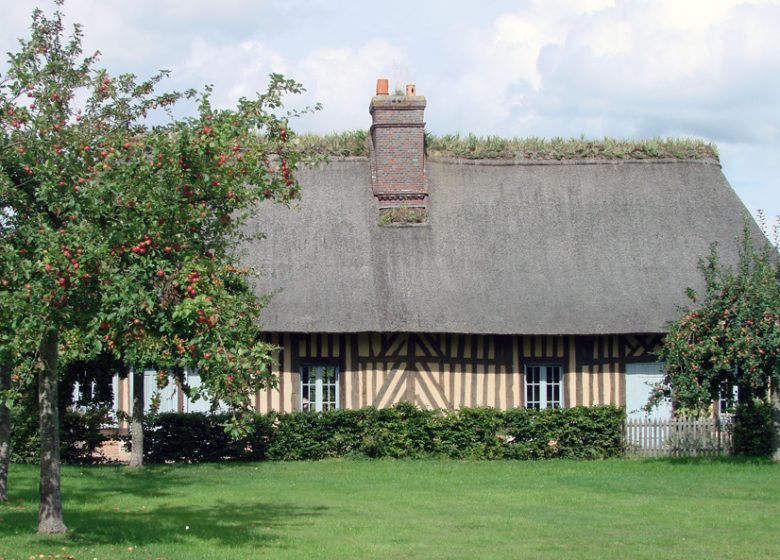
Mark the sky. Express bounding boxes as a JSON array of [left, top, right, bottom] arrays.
[[1, 0, 779, 227]]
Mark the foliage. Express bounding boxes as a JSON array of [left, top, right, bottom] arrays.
[[0, 3, 319, 438], [141, 412, 274, 463], [10, 359, 115, 464], [378, 206, 428, 226], [431, 406, 504, 459], [297, 130, 718, 161], [732, 400, 773, 456], [353, 402, 436, 458], [503, 405, 626, 459], [139, 404, 625, 463], [654, 224, 780, 416]]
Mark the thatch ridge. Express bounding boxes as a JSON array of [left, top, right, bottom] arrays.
[[295, 130, 719, 162], [424, 156, 722, 167]]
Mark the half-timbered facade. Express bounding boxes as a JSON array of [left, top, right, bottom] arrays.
[[254, 333, 665, 414]]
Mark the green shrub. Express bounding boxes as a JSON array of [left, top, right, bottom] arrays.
[[732, 400, 773, 456], [358, 403, 436, 458], [140, 404, 625, 463], [433, 407, 505, 459], [11, 379, 112, 465], [9, 392, 39, 464], [267, 408, 366, 460], [142, 412, 275, 463], [61, 407, 113, 464], [500, 406, 624, 459]]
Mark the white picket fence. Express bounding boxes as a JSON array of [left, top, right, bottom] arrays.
[[625, 416, 733, 457]]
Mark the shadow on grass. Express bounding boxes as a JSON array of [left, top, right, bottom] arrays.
[[641, 455, 776, 466], [2, 498, 327, 549], [5, 464, 200, 506], [3, 463, 327, 550]]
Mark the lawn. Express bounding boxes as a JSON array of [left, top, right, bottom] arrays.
[[0, 458, 778, 559]]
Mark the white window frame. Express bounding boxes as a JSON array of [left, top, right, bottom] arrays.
[[524, 364, 564, 409], [300, 364, 339, 412], [718, 385, 739, 416]]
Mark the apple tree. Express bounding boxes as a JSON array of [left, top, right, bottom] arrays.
[[653, 225, 780, 459], [0, 2, 316, 531]]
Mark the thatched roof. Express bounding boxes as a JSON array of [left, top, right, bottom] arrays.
[[243, 157, 758, 335]]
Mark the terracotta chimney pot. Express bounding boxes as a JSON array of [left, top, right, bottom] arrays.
[[376, 78, 389, 96]]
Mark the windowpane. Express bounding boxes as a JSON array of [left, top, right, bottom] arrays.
[[323, 366, 336, 382], [546, 366, 562, 408], [300, 365, 339, 412], [525, 364, 563, 410], [301, 366, 312, 411], [719, 385, 738, 415], [526, 366, 541, 409]]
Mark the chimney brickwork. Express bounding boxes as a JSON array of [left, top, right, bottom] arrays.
[[369, 90, 427, 209]]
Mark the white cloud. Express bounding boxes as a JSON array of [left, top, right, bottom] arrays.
[[295, 40, 409, 132], [648, 0, 754, 31], [175, 38, 288, 106], [434, 0, 780, 139], [577, 19, 632, 57], [162, 34, 408, 132]]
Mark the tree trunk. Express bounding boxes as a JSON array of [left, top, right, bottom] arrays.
[[128, 368, 144, 468], [771, 386, 780, 462], [38, 328, 67, 533], [0, 364, 11, 501]]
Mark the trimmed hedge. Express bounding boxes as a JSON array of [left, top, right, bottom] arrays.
[[142, 412, 275, 464], [141, 404, 626, 463], [732, 401, 773, 456], [11, 406, 113, 465]]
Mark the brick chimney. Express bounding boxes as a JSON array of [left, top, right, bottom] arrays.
[[369, 80, 427, 209]]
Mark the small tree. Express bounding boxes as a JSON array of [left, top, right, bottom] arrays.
[[654, 222, 780, 459], [1, 2, 317, 531]]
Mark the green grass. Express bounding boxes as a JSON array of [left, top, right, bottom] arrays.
[[293, 130, 719, 161], [378, 207, 428, 226], [1, 458, 778, 559], [296, 130, 369, 157], [426, 133, 718, 161]]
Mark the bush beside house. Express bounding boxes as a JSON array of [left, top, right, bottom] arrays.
[[137, 404, 625, 463]]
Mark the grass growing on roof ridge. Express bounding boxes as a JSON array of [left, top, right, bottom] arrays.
[[426, 133, 719, 161], [1, 458, 777, 559], [294, 130, 719, 161], [296, 130, 370, 157]]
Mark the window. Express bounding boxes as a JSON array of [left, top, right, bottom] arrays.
[[300, 365, 339, 412], [117, 367, 228, 413], [524, 364, 563, 409], [718, 366, 739, 416], [718, 385, 739, 416]]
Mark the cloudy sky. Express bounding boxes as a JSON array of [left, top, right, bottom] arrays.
[[2, 0, 779, 225]]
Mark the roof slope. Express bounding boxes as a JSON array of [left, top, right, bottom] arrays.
[[243, 157, 758, 335]]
